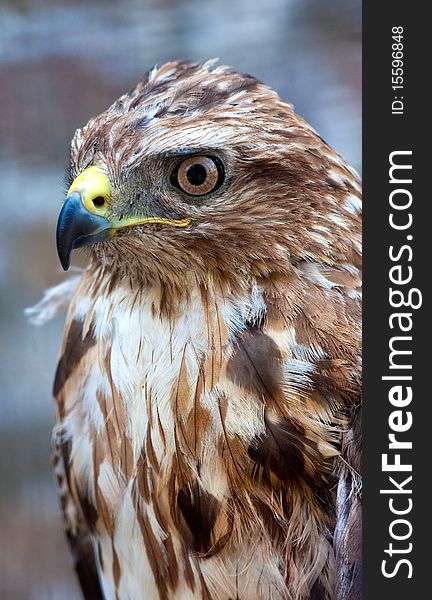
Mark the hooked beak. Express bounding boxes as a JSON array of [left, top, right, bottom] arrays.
[[56, 166, 113, 271], [56, 191, 113, 271]]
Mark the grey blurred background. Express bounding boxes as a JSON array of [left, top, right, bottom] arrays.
[[0, 0, 361, 598]]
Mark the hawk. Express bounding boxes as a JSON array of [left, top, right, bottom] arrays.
[[52, 60, 361, 600]]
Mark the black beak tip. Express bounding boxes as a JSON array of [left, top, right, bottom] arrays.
[[57, 241, 71, 271], [55, 191, 112, 270], [56, 205, 73, 271]]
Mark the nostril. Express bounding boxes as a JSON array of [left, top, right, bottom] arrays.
[[92, 196, 105, 208]]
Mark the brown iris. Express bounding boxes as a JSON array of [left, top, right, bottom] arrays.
[[171, 155, 224, 196]]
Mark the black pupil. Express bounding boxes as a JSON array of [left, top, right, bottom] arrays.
[[186, 163, 207, 186]]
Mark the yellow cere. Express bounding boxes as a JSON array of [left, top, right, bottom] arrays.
[[67, 166, 111, 215]]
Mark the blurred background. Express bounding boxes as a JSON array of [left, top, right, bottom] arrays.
[[0, 0, 361, 597]]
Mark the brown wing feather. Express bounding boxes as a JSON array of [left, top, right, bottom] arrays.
[[52, 312, 103, 600], [51, 427, 104, 600], [335, 405, 362, 600], [66, 528, 104, 600], [261, 271, 362, 599]]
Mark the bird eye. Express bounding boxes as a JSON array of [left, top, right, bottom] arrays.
[[171, 155, 224, 196]]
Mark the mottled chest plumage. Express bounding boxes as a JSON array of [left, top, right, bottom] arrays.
[[53, 269, 359, 600]]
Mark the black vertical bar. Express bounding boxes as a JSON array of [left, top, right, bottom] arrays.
[[363, 2, 429, 598]]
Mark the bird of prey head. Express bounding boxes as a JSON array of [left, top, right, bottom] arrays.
[[57, 60, 360, 292]]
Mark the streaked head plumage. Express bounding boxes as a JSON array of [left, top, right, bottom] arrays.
[[59, 60, 361, 285]]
